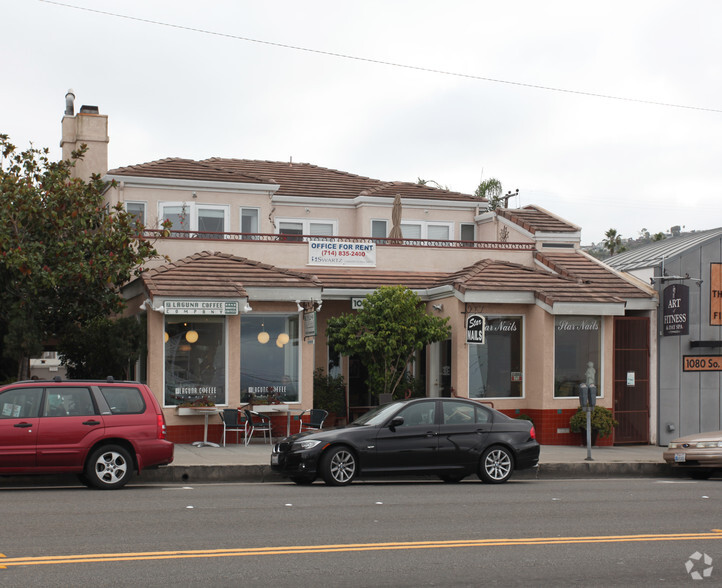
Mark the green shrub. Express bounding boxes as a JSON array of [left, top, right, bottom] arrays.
[[569, 406, 618, 438]]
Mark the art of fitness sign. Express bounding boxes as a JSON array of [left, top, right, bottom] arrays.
[[663, 284, 689, 336], [308, 240, 376, 267], [466, 314, 486, 344]]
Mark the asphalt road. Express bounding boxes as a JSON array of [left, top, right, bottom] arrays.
[[1, 477, 721, 587]]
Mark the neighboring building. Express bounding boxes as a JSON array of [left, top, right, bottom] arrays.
[[607, 229, 722, 443], [61, 95, 658, 445]]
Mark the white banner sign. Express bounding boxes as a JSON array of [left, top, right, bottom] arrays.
[[308, 240, 376, 267], [164, 300, 239, 315]]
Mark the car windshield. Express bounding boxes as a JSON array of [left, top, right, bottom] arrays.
[[351, 402, 404, 426]]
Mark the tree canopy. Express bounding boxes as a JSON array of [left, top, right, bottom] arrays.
[[602, 228, 627, 257], [326, 286, 450, 398], [0, 134, 165, 379]]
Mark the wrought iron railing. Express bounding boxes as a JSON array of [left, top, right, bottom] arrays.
[[142, 229, 535, 251]]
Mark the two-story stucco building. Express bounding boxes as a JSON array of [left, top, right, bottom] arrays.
[[61, 94, 658, 445]]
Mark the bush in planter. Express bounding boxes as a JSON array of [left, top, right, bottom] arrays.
[[569, 406, 618, 438], [312, 368, 346, 415]]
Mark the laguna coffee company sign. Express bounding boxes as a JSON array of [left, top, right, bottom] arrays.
[[466, 314, 486, 344]]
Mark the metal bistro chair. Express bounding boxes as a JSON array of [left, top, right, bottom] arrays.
[[219, 408, 246, 446], [298, 409, 328, 433], [244, 409, 272, 445]]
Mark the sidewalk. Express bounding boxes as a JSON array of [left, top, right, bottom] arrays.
[[138, 442, 672, 484]]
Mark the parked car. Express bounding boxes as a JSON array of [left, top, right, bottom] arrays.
[[0, 378, 174, 489], [271, 397, 539, 486], [663, 430, 722, 479]]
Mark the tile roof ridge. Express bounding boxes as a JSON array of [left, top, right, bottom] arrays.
[[522, 204, 581, 231], [202, 157, 383, 183]]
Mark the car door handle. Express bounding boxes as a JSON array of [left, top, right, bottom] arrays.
[[425, 431, 437, 437], [14, 422, 32, 428], [83, 420, 102, 426]]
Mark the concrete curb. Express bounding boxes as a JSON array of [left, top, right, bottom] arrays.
[[137, 462, 679, 484]]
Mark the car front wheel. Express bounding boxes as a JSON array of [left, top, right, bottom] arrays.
[[479, 445, 514, 484], [320, 446, 356, 486], [86, 445, 133, 490]]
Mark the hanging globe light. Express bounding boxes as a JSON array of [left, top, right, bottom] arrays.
[[185, 330, 199, 343], [277, 332, 290, 345], [257, 323, 270, 344]]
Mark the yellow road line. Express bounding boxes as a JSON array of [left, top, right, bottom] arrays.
[[2, 531, 722, 568]]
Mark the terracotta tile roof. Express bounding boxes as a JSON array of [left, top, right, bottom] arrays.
[[142, 251, 321, 298], [108, 157, 477, 202], [535, 251, 652, 300], [107, 158, 268, 184], [497, 205, 580, 234], [440, 259, 615, 301]]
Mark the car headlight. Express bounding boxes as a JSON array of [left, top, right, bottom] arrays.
[[295, 439, 322, 450], [695, 441, 722, 448]]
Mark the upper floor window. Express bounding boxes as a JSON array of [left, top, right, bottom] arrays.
[[241, 207, 260, 239], [277, 219, 336, 241], [401, 221, 453, 242], [371, 220, 388, 240], [125, 202, 146, 227], [460, 223, 475, 242], [160, 203, 229, 239]]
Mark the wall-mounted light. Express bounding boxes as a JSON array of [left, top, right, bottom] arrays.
[[315, 301, 323, 312], [296, 300, 304, 312], [432, 304, 444, 312], [242, 302, 253, 313], [185, 330, 199, 343]]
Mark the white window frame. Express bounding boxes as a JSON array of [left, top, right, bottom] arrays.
[[401, 221, 454, 241], [466, 315, 526, 400], [276, 218, 338, 239], [371, 219, 389, 240], [159, 202, 230, 236], [240, 207, 260, 238], [124, 201, 147, 225]]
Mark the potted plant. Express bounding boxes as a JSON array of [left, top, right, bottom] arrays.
[[570, 406, 618, 444], [313, 368, 346, 425]]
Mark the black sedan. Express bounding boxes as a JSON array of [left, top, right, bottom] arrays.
[[271, 397, 539, 486]]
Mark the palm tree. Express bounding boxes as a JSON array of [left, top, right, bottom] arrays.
[[602, 228, 626, 256]]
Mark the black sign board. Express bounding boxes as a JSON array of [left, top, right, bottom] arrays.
[[466, 314, 486, 344], [663, 284, 689, 336]]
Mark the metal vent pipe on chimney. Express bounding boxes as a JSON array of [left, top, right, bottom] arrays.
[[65, 89, 75, 116]]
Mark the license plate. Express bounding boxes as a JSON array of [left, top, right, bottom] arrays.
[[271, 454, 279, 465], [674, 453, 687, 463]]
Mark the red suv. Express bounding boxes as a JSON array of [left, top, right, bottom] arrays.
[[0, 378, 174, 489]]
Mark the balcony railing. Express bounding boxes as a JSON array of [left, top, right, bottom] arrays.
[[142, 230, 536, 251]]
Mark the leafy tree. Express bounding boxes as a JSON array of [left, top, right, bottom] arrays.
[[326, 286, 450, 398], [57, 316, 144, 379], [652, 232, 666, 242], [0, 134, 166, 379], [474, 178, 506, 211], [602, 228, 626, 257]]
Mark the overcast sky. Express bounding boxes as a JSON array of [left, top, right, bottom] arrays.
[[4, 0, 722, 245]]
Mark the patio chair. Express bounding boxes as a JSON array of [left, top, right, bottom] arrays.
[[219, 408, 246, 446], [298, 409, 328, 433], [244, 409, 272, 445]]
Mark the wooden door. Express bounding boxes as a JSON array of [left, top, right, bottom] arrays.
[[613, 317, 650, 444]]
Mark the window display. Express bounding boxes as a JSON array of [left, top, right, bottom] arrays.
[[241, 315, 300, 403], [164, 316, 226, 406], [554, 316, 601, 398], [469, 317, 523, 398]]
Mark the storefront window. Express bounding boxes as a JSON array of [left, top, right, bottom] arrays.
[[241, 315, 299, 402], [554, 316, 601, 398], [469, 317, 523, 398], [164, 316, 226, 406]]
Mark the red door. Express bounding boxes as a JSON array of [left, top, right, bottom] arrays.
[[613, 317, 650, 444]]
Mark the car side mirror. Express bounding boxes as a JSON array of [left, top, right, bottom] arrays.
[[389, 416, 404, 431]]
